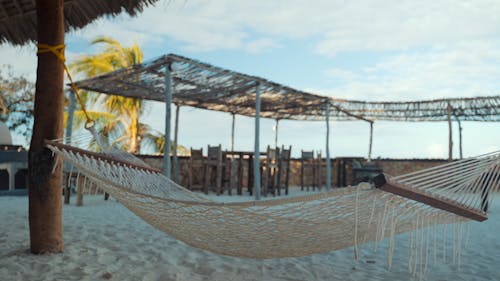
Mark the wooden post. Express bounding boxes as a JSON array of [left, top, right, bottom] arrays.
[[458, 119, 463, 159], [163, 64, 172, 178], [76, 175, 83, 207], [28, 0, 65, 254], [65, 90, 75, 145], [274, 119, 279, 148], [447, 103, 453, 161], [173, 104, 180, 182], [230, 113, 236, 152], [368, 121, 373, 162], [63, 90, 75, 204], [325, 102, 332, 190], [230, 113, 236, 193], [254, 83, 262, 200], [63, 173, 71, 204]]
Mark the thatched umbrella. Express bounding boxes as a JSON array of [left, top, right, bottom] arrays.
[[0, 0, 157, 254]]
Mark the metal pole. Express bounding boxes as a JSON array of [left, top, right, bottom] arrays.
[[274, 119, 279, 148], [65, 90, 75, 145], [163, 64, 172, 177], [368, 121, 373, 162], [64, 90, 76, 203], [254, 84, 262, 200], [229, 113, 236, 192], [325, 102, 332, 190], [447, 103, 453, 162], [231, 113, 236, 152], [173, 104, 180, 182], [452, 110, 464, 160], [458, 119, 463, 159]]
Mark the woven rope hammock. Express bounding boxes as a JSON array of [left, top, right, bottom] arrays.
[[45, 137, 500, 259]]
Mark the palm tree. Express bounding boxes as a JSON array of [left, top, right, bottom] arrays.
[[142, 130, 190, 156], [70, 37, 148, 153]]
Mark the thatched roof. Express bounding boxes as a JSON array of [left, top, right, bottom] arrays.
[[330, 96, 500, 122], [0, 0, 158, 45], [73, 53, 500, 122], [73, 54, 370, 122]]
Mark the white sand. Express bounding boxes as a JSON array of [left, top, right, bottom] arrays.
[[1, 192, 500, 281]]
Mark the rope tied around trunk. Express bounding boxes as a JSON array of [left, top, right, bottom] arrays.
[[37, 43, 94, 128]]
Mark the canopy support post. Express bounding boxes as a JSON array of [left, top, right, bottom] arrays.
[[230, 113, 236, 152], [163, 64, 172, 178], [65, 90, 75, 145], [274, 119, 279, 148], [368, 121, 373, 162], [64, 90, 76, 204], [254, 83, 262, 200], [457, 119, 463, 159], [325, 102, 332, 191], [447, 103, 453, 162], [452, 110, 464, 160], [173, 104, 180, 182]]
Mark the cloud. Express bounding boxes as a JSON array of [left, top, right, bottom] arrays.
[[64, 0, 500, 56], [68, 18, 160, 48], [319, 40, 500, 101], [3, 1, 499, 103], [314, 0, 500, 56], [69, 1, 249, 52], [0, 45, 37, 81], [4, 0, 500, 60]]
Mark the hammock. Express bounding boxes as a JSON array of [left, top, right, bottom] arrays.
[[46, 138, 500, 259]]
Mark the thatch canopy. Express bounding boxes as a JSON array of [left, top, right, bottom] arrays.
[[73, 53, 500, 122], [0, 0, 157, 45], [330, 96, 500, 122], [73, 54, 370, 121]]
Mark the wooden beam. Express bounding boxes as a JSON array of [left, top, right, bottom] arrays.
[[45, 140, 162, 174], [330, 104, 372, 122], [373, 174, 487, 222]]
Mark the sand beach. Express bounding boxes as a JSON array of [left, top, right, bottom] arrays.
[[1, 191, 500, 281]]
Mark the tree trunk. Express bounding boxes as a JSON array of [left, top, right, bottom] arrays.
[[29, 0, 65, 254], [128, 109, 140, 154]]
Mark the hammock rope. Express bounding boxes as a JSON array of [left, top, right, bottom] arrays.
[[37, 43, 94, 127], [45, 136, 500, 259]]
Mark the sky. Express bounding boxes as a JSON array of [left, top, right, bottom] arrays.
[[1, 0, 499, 158]]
